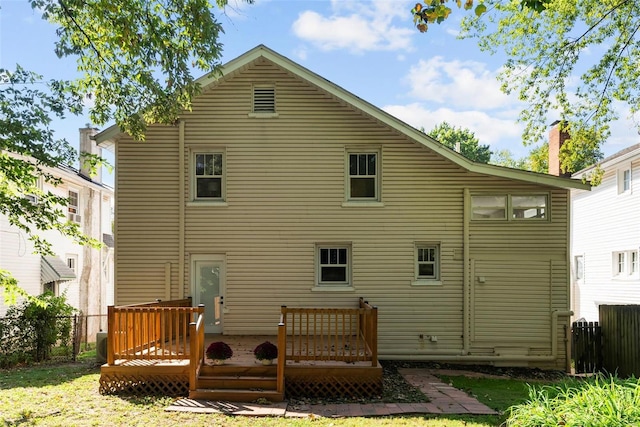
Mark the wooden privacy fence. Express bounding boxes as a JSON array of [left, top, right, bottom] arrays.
[[571, 321, 602, 374], [600, 305, 640, 378], [278, 298, 378, 366], [106, 298, 202, 364]]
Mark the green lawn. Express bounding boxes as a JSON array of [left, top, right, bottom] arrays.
[[0, 357, 542, 427]]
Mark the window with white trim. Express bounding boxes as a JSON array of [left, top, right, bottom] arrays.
[[347, 151, 380, 201], [68, 190, 81, 223], [316, 245, 351, 287], [618, 167, 632, 194], [574, 255, 584, 280], [612, 250, 638, 277], [416, 244, 440, 281], [193, 152, 224, 200], [471, 194, 547, 220], [67, 255, 78, 274]]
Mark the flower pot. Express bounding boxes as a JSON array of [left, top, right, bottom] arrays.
[[261, 359, 273, 366], [213, 359, 225, 365]]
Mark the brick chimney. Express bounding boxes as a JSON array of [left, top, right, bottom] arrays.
[[79, 125, 101, 183], [548, 120, 571, 177]]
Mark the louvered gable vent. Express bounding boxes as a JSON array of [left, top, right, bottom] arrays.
[[253, 87, 275, 113]]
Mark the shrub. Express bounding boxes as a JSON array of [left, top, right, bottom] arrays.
[[0, 292, 76, 367], [253, 341, 278, 361], [205, 341, 233, 360]]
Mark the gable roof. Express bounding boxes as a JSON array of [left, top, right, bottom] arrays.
[[573, 142, 640, 177], [95, 45, 589, 191]]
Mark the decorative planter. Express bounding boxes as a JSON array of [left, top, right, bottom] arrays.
[[213, 359, 225, 366], [261, 359, 273, 366]]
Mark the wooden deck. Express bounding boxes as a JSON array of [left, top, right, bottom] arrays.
[[99, 299, 382, 401]]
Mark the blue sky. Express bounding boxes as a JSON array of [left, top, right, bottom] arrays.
[[1, 0, 638, 180]]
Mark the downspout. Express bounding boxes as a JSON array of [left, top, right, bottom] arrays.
[[462, 188, 470, 355], [178, 120, 185, 299], [565, 190, 573, 372]]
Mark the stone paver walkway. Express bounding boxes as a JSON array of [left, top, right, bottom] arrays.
[[165, 368, 499, 417]]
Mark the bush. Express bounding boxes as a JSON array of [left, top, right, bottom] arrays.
[[0, 292, 76, 367], [507, 374, 640, 426]]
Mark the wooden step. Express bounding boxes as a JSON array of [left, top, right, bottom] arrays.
[[189, 388, 284, 402], [199, 364, 277, 377], [196, 375, 277, 390]]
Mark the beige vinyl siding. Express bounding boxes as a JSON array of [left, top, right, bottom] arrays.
[[114, 58, 570, 368], [115, 126, 181, 304]]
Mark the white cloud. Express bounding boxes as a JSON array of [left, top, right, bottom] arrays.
[[383, 103, 525, 153], [405, 56, 515, 110], [292, 1, 414, 53]]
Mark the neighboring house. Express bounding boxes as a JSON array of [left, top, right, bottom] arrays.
[[570, 142, 640, 321], [0, 128, 114, 337], [96, 45, 588, 370]]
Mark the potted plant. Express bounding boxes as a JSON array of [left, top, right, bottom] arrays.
[[253, 341, 278, 365], [205, 341, 233, 365]]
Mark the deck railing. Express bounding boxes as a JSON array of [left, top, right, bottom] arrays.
[[277, 297, 378, 367], [189, 305, 206, 393], [106, 298, 201, 364]]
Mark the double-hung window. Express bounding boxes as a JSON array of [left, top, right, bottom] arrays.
[[68, 190, 80, 223], [613, 250, 639, 277], [194, 152, 224, 201], [347, 150, 380, 202], [413, 243, 442, 285], [618, 166, 632, 194], [316, 244, 351, 287]]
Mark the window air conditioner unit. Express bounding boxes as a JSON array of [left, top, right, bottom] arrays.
[[96, 331, 108, 364]]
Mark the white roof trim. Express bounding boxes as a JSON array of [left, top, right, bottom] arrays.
[[95, 45, 590, 191]]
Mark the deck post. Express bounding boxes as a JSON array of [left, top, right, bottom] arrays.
[[189, 320, 197, 392], [370, 305, 378, 367], [277, 307, 286, 395], [107, 305, 115, 365]]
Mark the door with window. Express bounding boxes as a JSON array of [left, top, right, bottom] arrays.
[[192, 255, 225, 334]]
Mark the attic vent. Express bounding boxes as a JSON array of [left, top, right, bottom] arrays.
[[253, 87, 275, 113]]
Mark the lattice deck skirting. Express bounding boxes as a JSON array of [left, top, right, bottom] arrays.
[[285, 374, 383, 399], [99, 373, 189, 396]]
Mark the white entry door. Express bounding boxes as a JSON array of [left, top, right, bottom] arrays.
[[192, 255, 225, 334]]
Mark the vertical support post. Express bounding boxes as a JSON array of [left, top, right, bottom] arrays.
[[107, 305, 115, 365], [189, 320, 197, 392], [370, 305, 378, 367], [277, 306, 287, 396]]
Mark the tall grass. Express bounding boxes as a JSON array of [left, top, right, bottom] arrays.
[[507, 375, 640, 426]]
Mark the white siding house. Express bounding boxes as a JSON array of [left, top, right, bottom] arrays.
[[0, 128, 114, 336], [571, 144, 640, 321]]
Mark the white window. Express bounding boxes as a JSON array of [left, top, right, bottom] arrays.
[[347, 151, 380, 201], [612, 250, 638, 277], [618, 167, 632, 194], [416, 244, 440, 280], [316, 245, 351, 287], [193, 152, 224, 200], [574, 255, 584, 280], [66, 255, 77, 273], [472, 194, 547, 220], [68, 190, 81, 223]]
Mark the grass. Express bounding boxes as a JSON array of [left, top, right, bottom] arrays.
[[0, 356, 554, 427]]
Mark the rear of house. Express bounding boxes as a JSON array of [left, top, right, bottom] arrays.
[[98, 45, 588, 370]]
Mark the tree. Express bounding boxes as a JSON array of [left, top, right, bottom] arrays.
[[427, 121, 492, 163], [1, 0, 252, 302], [411, 0, 638, 174]]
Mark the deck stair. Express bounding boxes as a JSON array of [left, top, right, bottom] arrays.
[[188, 363, 284, 402]]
